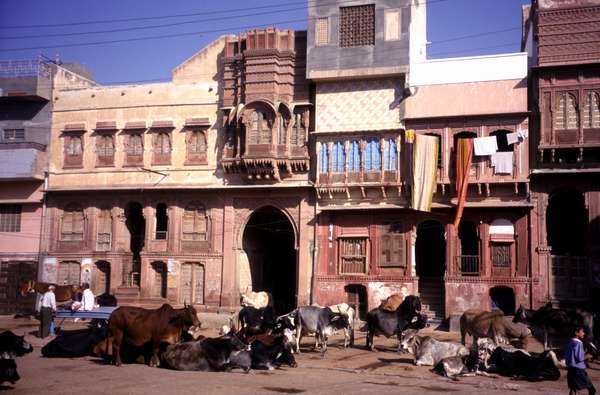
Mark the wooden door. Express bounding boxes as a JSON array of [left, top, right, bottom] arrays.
[[180, 263, 204, 304], [151, 261, 166, 298], [94, 261, 110, 295], [58, 262, 81, 285]]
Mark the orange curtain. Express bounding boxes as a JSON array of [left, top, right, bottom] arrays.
[[453, 138, 473, 226]]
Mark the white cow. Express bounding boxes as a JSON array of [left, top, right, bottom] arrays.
[[240, 291, 270, 309], [327, 303, 356, 348]]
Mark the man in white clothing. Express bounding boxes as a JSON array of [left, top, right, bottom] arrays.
[[39, 285, 56, 338], [81, 283, 95, 311]]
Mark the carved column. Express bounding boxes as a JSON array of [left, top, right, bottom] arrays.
[[221, 197, 237, 308]]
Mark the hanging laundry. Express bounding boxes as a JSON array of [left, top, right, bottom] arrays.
[[517, 129, 528, 139], [473, 136, 498, 156], [453, 138, 473, 226], [491, 151, 513, 174], [411, 134, 438, 212], [506, 132, 520, 145]]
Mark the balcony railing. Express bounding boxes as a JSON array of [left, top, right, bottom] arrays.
[[457, 255, 480, 276], [340, 257, 367, 275]]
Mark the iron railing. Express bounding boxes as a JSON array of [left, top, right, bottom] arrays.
[[457, 255, 480, 275]]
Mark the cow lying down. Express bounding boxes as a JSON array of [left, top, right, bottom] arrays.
[[400, 329, 469, 366], [162, 333, 249, 372], [162, 332, 297, 372], [433, 338, 561, 381], [42, 327, 108, 358]]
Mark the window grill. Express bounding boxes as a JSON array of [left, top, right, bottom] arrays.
[[339, 237, 367, 274], [0, 205, 21, 232], [340, 5, 375, 47]]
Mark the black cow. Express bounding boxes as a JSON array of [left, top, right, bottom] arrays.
[[0, 359, 19, 386], [161, 333, 248, 372], [514, 303, 594, 351], [488, 346, 561, 381], [42, 327, 108, 358], [365, 295, 427, 352], [293, 306, 350, 354], [0, 331, 33, 359], [96, 293, 118, 307], [251, 334, 297, 370], [238, 306, 277, 338]]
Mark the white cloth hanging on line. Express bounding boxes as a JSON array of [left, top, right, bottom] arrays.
[[491, 151, 513, 174], [473, 136, 498, 156]]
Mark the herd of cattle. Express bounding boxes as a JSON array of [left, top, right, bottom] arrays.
[[1, 290, 598, 387]]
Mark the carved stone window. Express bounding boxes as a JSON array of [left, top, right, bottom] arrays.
[[339, 237, 367, 274], [186, 129, 207, 164], [153, 132, 171, 164], [96, 134, 114, 166], [96, 209, 112, 251], [340, 4, 375, 47], [249, 111, 270, 144], [182, 203, 208, 241], [61, 203, 84, 241], [277, 116, 287, 145], [64, 134, 83, 167], [379, 223, 405, 267], [583, 91, 600, 129], [125, 133, 144, 165], [291, 112, 305, 146], [554, 92, 579, 130]]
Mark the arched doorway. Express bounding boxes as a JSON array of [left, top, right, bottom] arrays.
[[489, 286, 515, 315], [150, 261, 167, 299], [125, 202, 145, 286], [547, 188, 588, 300], [94, 261, 111, 295], [242, 206, 296, 315], [345, 284, 368, 320], [415, 220, 446, 320]]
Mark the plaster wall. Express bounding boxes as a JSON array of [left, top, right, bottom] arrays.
[[315, 78, 403, 132]]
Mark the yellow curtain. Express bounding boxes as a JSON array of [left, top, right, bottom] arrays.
[[411, 134, 439, 212]]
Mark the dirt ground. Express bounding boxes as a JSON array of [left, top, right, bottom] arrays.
[[1, 315, 597, 394]]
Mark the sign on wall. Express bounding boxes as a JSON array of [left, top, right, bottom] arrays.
[[81, 258, 93, 285], [41, 257, 58, 283]]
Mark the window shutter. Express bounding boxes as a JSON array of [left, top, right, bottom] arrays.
[[182, 212, 195, 239], [320, 144, 328, 173]]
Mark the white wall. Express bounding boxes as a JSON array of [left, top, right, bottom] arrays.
[[409, 52, 528, 87]]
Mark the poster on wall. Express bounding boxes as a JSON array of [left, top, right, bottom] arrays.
[[41, 257, 58, 283], [81, 258, 93, 285]]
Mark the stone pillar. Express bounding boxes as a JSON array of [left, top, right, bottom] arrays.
[[297, 194, 313, 306], [220, 197, 237, 308]]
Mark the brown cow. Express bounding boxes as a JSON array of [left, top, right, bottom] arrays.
[[19, 281, 80, 302], [460, 309, 531, 349], [380, 294, 404, 312], [107, 303, 201, 367]]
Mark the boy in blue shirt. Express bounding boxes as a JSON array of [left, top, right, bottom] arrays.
[[565, 326, 596, 395]]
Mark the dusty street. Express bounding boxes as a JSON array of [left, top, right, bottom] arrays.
[[1, 316, 594, 394]]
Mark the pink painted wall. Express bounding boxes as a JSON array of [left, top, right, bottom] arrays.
[[405, 79, 527, 118], [0, 203, 42, 254]]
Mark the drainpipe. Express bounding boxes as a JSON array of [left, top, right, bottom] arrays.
[[37, 170, 49, 282], [310, 239, 317, 306]]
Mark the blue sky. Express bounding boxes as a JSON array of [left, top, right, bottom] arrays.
[[0, 0, 528, 84]]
